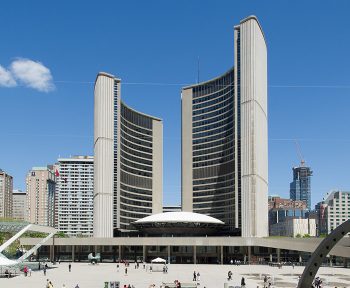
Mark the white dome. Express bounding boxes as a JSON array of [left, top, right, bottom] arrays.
[[134, 212, 224, 225]]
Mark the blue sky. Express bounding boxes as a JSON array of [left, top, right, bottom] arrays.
[[1, 0, 350, 207]]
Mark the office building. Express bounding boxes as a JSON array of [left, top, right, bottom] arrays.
[[12, 190, 26, 220], [181, 16, 268, 237], [55, 156, 94, 237], [94, 72, 163, 237], [321, 190, 350, 234], [290, 165, 313, 210], [26, 167, 56, 226], [314, 201, 328, 235], [268, 195, 307, 228], [270, 218, 316, 237], [0, 169, 13, 218]]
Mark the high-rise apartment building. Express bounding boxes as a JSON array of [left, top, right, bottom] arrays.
[[290, 165, 313, 210], [320, 190, 350, 234], [94, 72, 163, 237], [55, 156, 94, 237], [12, 189, 26, 220], [26, 167, 56, 226], [181, 16, 268, 237], [0, 169, 13, 218]]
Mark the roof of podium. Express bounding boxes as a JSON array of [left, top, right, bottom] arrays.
[[134, 212, 225, 225]]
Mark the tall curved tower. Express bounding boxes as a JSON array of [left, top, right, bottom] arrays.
[[181, 16, 268, 237], [94, 72, 163, 237]]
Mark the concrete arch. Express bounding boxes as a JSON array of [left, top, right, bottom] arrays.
[[297, 219, 350, 288]]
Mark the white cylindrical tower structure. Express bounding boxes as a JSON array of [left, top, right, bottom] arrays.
[[93, 72, 119, 237]]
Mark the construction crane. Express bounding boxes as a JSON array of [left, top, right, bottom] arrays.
[[294, 139, 305, 166]]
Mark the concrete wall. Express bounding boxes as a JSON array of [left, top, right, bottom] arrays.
[[181, 88, 193, 212], [93, 73, 116, 237], [152, 119, 163, 214], [237, 16, 268, 237]]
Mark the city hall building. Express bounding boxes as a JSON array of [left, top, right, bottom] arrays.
[[94, 72, 163, 237], [17, 16, 350, 267], [182, 15, 268, 237]]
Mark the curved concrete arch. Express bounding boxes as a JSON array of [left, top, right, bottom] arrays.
[[297, 219, 350, 288]]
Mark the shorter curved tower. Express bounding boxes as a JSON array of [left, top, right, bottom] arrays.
[[94, 72, 163, 237]]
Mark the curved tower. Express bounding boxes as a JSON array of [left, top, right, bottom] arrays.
[[182, 69, 236, 231], [94, 72, 162, 237], [181, 16, 268, 237]]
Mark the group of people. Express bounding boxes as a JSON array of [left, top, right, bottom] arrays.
[[312, 276, 323, 288], [263, 275, 272, 287], [192, 270, 200, 281], [227, 272, 246, 287], [23, 266, 32, 276], [230, 259, 243, 265]]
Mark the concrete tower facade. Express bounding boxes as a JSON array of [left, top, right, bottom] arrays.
[[181, 16, 268, 237], [0, 169, 13, 218], [94, 72, 163, 237], [26, 167, 56, 227]]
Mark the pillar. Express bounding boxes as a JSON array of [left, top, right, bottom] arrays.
[[118, 245, 122, 262], [193, 246, 197, 264], [142, 245, 146, 262], [248, 246, 251, 264], [49, 245, 53, 262], [72, 246, 75, 262], [220, 246, 224, 265], [167, 245, 171, 264], [277, 248, 281, 263], [343, 257, 348, 268]]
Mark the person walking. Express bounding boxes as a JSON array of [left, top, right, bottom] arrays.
[[193, 271, 196, 281], [197, 272, 200, 281], [69, 263, 71, 272], [241, 276, 246, 287], [125, 267, 128, 275], [43, 265, 47, 276]]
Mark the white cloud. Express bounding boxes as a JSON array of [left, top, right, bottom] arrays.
[[10, 58, 55, 92], [0, 65, 17, 87]]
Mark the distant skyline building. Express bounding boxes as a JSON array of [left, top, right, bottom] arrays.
[[94, 72, 163, 237], [319, 190, 350, 235], [290, 165, 313, 210], [269, 218, 316, 237], [55, 156, 94, 237], [268, 195, 308, 235], [26, 166, 56, 226], [0, 169, 13, 218], [181, 16, 268, 237], [12, 189, 26, 220]]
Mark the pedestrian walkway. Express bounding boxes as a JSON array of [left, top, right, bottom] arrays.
[[0, 263, 349, 287]]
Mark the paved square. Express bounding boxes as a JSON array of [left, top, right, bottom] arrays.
[[1, 263, 350, 287]]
